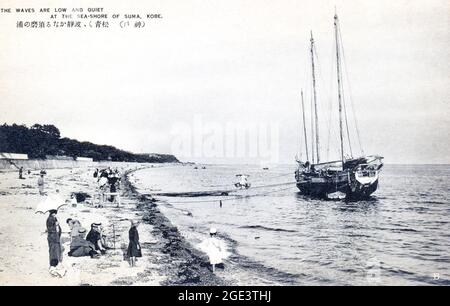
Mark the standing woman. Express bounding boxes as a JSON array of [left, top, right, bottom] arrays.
[[127, 220, 142, 267], [46, 209, 64, 277]]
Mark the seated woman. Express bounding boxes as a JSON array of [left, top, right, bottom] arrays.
[[86, 223, 107, 254], [66, 218, 82, 241], [68, 228, 99, 258]]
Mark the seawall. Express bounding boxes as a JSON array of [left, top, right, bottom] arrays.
[[0, 159, 156, 172]]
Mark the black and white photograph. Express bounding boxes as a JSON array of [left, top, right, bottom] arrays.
[[0, 0, 449, 290]]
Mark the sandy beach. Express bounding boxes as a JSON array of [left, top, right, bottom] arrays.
[[0, 164, 226, 286]]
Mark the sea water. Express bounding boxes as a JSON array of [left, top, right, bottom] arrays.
[[130, 164, 450, 285]]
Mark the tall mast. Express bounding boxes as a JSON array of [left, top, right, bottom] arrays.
[[310, 31, 320, 163], [334, 14, 345, 164], [310, 88, 315, 164], [301, 90, 309, 162]]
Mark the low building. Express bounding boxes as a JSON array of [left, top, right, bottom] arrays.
[[45, 155, 73, 160], [76, 157, 93, 162], [0, 153, 29, 160]]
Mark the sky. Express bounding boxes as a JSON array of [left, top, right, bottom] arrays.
[[0, 0, 449, 164]]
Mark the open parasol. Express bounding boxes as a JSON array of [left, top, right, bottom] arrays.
[[35, 194, 67, 214], [98, 177, 108, 187]]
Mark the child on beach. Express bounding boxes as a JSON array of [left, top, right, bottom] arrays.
[[127, 220, 142, 267], [198, 228, 229, 273]]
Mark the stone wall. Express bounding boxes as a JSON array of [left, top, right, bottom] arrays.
[[0, 159, 147, 172]]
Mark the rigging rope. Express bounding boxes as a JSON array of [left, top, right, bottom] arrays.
[[341, 81, 354, 157], [303, 46, 312, 162], [314, 42, 335, 162], [336, 23, 353, 157], [338, 22, 364, 156], [299, 45, 312, 161], [310, 69, 315, 164], [326, 39, 336, 161]]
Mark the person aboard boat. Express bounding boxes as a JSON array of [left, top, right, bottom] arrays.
[[235, 174, 251, 189], [303, 161, 311, 172], [240, 175, 248, 186]]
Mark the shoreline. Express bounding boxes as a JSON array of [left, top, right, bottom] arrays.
[[128, 166, 300, 286], [122, 168, 229, 285]]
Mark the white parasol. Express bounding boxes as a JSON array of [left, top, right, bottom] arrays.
[[98, 177, 108, 187], [35, 194, 67, 214]]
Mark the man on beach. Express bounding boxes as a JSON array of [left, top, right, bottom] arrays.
[[37, 173, 45, 195], [107, 171, 121, 203]]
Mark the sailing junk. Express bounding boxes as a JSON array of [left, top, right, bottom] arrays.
[[295, 14, 383, 200]]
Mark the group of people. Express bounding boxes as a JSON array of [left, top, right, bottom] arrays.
[[18, 166, 34, 180], [94, 168, 121, 204], [41, 166, 229, 279], [17, 167, 47, 195], [45, 210, 143, 278], [67, 219, 108, 258], [235, 174, 251, 189], [44, 211, 107, 278], [46, 210, 226, 278]]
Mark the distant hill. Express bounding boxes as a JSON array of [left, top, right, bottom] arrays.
[[0, 123, 179, 163]]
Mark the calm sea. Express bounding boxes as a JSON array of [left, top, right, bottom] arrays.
[[129, 164, 450, 285]]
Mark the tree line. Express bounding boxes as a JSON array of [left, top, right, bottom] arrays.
[[0, 123, 179, 163]]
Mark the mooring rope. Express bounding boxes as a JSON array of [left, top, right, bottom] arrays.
[[152, 180, 297, 197], [162, 184, 298, 204]]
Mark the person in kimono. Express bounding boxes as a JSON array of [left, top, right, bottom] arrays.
[[46, 210, 65, 277], [127, 220, 142, 267]]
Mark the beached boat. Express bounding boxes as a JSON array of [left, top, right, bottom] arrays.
[[295, 14, 383, 200]]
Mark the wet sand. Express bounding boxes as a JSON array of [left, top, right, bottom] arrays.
[[0, 165, 226, 286]]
